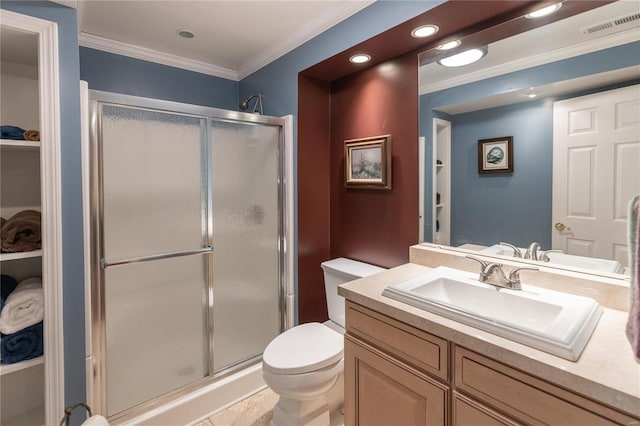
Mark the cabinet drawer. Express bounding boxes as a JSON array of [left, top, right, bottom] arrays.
[[454, 346, 636, 425], [346, 301, 448, 380], [452, 392, 520, 426]]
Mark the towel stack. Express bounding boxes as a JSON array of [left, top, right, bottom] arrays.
[[0, 276, 44, 364], [0, 125, 40, 141], [1, 210, 41, 253]]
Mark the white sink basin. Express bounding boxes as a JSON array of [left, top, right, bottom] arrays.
[[382, 266, 602, 361], [481, 244, 624, 274]]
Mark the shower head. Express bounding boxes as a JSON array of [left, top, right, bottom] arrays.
[[239, 93, 264, 115]]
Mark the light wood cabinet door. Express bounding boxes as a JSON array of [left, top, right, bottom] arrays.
[[345, 335, 448, 426]]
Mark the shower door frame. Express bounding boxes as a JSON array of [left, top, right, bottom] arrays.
[[86, 90, 293, 421]]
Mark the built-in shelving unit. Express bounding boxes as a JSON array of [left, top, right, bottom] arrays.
[[1, 24, 46, 426], [432, 118, 451, 245]]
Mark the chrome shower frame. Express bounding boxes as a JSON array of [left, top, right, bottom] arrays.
[[87, 90, 293, 422]]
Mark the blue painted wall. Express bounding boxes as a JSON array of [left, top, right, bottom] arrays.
[[450, 100, 553, 248], [420, 41, 640, 246], [79, 47, 239, 110], [1, 0, 85, 416]]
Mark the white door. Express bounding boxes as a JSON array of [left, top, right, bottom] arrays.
[[552, 84, 640, 267]]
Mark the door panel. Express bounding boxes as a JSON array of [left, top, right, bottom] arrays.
[[104, 254, 209, 416], [100, 104, 208, 261], [552, 84, 640, 266]]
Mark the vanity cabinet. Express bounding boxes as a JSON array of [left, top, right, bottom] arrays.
[[344, 301, 640, 426]]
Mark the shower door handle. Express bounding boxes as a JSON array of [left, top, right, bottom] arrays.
[[101, 246, 214, 269]]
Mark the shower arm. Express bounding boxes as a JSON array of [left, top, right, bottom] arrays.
[[239, 93, 264, 115]]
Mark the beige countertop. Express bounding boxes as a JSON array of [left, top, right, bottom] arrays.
[[338, 263, 640, 417]]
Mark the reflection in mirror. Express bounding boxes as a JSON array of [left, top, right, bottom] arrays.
[[418, 1, 640, 278]]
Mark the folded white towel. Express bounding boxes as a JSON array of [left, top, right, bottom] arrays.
[[0, 277, 44, 335], [81, 415, 109, 426]]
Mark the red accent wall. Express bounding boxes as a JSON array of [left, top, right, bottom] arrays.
[[329, 52, 418, 268], [297, 75, 332, 323], [297, 54, 418, 323]]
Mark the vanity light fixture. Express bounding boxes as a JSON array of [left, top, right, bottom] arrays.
[[177, 29, 195, 39], [349, 54, 371, 64], [436, 40, 461, 50], [411, 24, 439, 38], [526, 2, 562, 19], [438, 47, 487, 67]]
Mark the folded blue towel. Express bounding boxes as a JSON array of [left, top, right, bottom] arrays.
[[0, 321, 43, 364], [0, 275, 19, 313], [0, 125, 26, 140]]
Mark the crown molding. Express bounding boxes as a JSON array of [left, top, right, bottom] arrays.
[[419, 30, 640, 95], [79, 32, 239, 81], [236, 0, 375, 80]]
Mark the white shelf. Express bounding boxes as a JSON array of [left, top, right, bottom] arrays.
[[0, 139, 40, 150], [0, 356, 44, 376], [436, 204, 445, 209], [2, 404, 44, 426], [436, 163, 444, 168], [0, 250, 43, 262]]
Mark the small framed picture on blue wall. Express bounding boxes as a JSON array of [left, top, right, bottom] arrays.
[[478, 136, 513, 174]]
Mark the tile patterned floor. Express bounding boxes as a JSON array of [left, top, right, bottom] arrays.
[[194, 388, 278, 426], [194, 387, 344, 426]]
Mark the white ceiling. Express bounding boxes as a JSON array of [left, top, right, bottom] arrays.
[[76, 0, 374, 80], [419, 1, 640, 112]]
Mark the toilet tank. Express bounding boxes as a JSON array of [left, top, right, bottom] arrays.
[[321, 258, 385, 328]]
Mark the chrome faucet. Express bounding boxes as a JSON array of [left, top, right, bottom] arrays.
[[466, 255, 538, 290], [538, 249, 563, 262], [524, 242, 541, 260], [499, 242, 522, 258]]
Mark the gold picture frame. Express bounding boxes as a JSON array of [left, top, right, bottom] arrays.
[[344, 134, 392, 189]]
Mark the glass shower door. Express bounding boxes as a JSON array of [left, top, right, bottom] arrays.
[[210, 120, 282, 372], [98, 104, 211, 417]]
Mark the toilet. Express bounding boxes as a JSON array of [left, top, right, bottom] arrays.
[[262, 258, 385, 426]]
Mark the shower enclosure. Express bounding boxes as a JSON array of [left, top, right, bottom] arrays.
[[86, 91, 292, 421]]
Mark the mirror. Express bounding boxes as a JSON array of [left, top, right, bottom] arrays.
[[418, 1, 640, 278]]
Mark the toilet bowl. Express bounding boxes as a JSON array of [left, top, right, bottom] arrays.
[[262, 258, 385, 426]]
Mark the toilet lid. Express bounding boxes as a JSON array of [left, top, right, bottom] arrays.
[[263, 322, 343, 375]]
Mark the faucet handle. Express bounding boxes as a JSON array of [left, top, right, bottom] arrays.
[[499, 242, 522, 258], [538, 249, 563, 262], [507, 266, 539, 287], [466, 255, 489, 269]]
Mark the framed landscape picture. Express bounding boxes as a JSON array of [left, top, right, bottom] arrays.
[[344, 135, 392, 189]]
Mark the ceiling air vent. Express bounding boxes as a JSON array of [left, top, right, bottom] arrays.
[[581, 11, 640, 36]]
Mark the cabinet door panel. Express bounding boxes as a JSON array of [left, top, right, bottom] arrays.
[[345, 336, 447, 426]]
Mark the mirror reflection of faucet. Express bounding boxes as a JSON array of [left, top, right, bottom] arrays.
[[499, 242, 563, 262]]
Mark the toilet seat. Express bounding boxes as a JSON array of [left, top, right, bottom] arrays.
[[263, 322, 343, 375]]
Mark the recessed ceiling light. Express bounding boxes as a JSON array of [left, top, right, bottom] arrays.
[[349, 54, 371, 64], [177, 29, 195, 39], [438, 48, 487, 67], [436, 40, 461, 50], [526, 2, 562, 19], [411, 25, 439, 38]]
